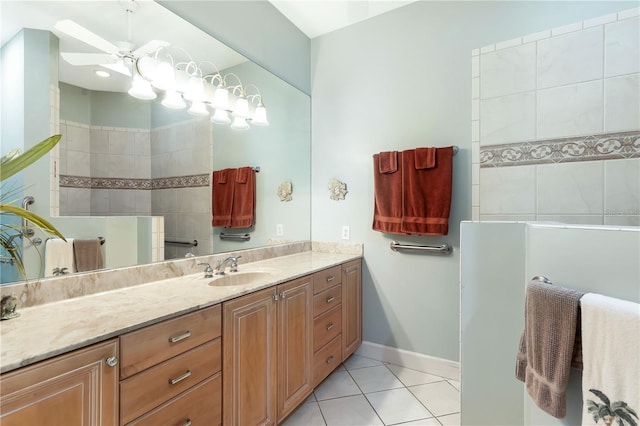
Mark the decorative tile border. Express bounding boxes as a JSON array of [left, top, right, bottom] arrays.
[[480, 131, 640, 168], [60, 174, 210, 190]]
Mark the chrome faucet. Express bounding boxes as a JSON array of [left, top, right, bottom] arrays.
[[215, 256, 242, 275], [197, 262, 213, 278]]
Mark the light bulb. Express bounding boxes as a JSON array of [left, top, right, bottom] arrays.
[[188, 100, 209, 116], [251, 104, 269, 126], [211, 109, 230, 124], [128, 75, 157, 100], [162, 90, 186, 109], [152, 61, 176, 90], [231, 116, 249, 130], [212, 85, 229, 110], [232, 96, 250, 118], [184, 76, 204, 101]]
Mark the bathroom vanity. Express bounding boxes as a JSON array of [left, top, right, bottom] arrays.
[[0, 249, 362, 425]]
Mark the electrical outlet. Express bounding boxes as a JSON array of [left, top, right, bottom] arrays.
[[276, 224, 284, 236], [341, 225, 350, 240]]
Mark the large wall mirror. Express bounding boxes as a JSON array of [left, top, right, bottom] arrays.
[[0, 1, 311, 285]]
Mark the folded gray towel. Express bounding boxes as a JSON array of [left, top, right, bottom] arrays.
[[515, 281, 584, 419]]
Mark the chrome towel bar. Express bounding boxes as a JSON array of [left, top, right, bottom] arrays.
[[165, 239, 198, 247], [390, 241, 453, 255], [219, 232, 251, 242]]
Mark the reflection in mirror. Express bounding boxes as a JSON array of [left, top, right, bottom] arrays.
[[0, 1, 310, 285]]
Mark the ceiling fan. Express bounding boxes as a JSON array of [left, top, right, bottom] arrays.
[[55, 0, 169, 77]]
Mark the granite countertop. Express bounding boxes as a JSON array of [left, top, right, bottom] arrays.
[[0, 251, 360, 373]]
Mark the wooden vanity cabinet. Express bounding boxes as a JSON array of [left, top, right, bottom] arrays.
[[342, 259, 363, 360], [0, 339, 119, 426], [119, 305, 222, 425], [222, 276, 314, 426]]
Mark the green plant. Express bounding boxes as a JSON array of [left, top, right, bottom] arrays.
[[587, 388, 638, 426], [1, 135, 65, 278]]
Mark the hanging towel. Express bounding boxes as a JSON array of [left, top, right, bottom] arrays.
[[400, 146, 453, 235], [378, 151, 398, 174], [73, 239, 104, 272], [212, 168, 236, 227], [414, 147, 436, 169], [515, 281, 584, 419], [372, 151, 403, 234], [230, 166, 255, 228], [580, 293, 639, 426], [44, 238, 76, 277]]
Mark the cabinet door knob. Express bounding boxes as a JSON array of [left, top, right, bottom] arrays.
[[326, 355, 334, 364], [169, 331, 192, 343], [326, 296, 335, 303], [326, 322, 334, 331], [106, 356, 118, 367], [272, 294, 279, 301], [183, 419, 192, 426], [169, 370, 192, 385], [279, 292, 286, 300], [326, 275, 335, 282]]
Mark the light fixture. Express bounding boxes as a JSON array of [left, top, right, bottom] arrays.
[[128, 74, 157, 100], [95, 70, 110, 78], [132, 49, 270, 130]]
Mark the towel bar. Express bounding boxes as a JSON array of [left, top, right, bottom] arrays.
[[390, 241, 453, 255], [531, 275, 552, 284], [165, 239, 198, 247], [219, 232, 251, 242]]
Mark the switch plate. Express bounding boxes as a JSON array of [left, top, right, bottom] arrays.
[[341, 225, 350, 240], [276, 224, 284, 236]]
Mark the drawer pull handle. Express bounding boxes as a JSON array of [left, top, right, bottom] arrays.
[[326, 276, 335, 282], [326, 323, 334, 331], [183, 420, 192, 426], [326, 355, 335, 364], [169, 370, 192, 385], [106, 356, 118, 367], [326, 296, 335, 303], [169, 331, 191, 344]]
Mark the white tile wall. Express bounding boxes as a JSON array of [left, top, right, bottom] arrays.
[[537, 26, 603, 89], [480, 92, 536, 145], [604, 73, 640, 132], [537, 80, 603, 139], [473, 10, 640, 225]]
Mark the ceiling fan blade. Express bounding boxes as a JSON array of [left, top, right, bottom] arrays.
[[60, 52, 117, 66], [54, 19, 120, 56], [133, 40, 170, 57], [101, 61, 132, 77]]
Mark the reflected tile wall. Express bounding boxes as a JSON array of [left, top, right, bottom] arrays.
[[472, 8, 640, 224]]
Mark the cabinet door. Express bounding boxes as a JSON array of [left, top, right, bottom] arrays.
[[277, 276, 313, 421], [0, 339, 118, 426], [223, 287, 277, 426], [342, 259, 363, 361]]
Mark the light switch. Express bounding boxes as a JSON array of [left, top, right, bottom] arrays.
[[276, 224, 284, 236], [341, 225, 350, 240]]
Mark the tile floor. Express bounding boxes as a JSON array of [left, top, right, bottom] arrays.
[[283, 354, 460, 426]]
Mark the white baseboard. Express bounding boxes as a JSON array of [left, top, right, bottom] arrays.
[[355, 341, 460, 381]]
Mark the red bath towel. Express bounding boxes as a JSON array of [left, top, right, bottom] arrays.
[[401, 147, 453, 235], [372, 151, 403, 234], [378, 151, 398, 174], [414, 147, 436, 169], [212, 168, 236, 227], [230, 167, 255, 228]]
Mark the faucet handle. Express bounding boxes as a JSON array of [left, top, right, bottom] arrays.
[[197, 262, 213, 278], [230, 256, 242, 272]]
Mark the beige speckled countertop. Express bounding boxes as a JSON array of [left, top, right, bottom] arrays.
[[0, 251, 360, 373]]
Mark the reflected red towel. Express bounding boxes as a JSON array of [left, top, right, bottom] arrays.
[[231, 167, 255, 228], [372, 152, 403, 234], [212, 168, 236, 227], [379, 151, 398, 174], [415, 147, 436, 169], [401, 147, 453, 235]]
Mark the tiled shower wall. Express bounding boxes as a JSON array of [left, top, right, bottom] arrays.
[[471, 8, 640, 226]]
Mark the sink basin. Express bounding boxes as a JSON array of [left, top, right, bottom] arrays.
[[207, 270, 275, 287]]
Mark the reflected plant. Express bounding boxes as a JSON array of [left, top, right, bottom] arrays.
[[1, 135, 65, 278]]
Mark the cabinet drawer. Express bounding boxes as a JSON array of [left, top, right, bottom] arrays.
[[127, 372, 221, 426], [120, 305, 221, 378], [313, 266, 342, 294], [120, 339, 221, 425], [313, 304, 342, 352], [313, 284, 342, 317], [313, 334, 342, 387]]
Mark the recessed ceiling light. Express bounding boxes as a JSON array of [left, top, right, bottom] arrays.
[[95, 70, 110, 78]]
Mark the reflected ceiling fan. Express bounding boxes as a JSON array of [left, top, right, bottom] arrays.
[[55, 0, 169, 76]]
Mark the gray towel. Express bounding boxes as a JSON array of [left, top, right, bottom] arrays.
[[73, 239, 104, 272], [515, 281, 584, 419]]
